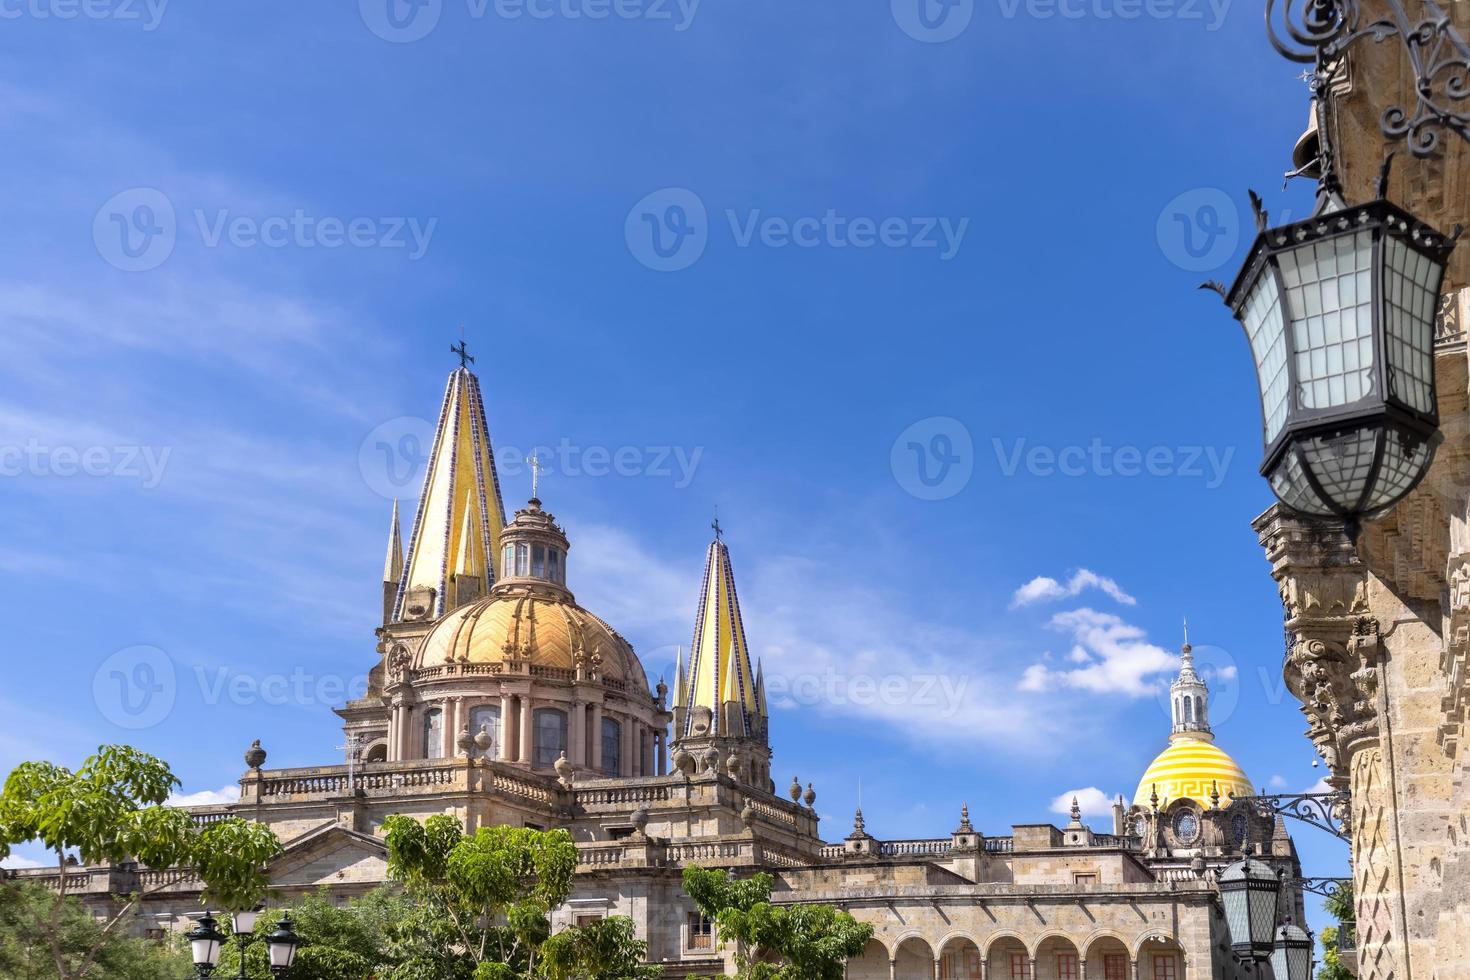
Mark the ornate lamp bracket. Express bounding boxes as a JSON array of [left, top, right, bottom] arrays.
[[1254, 506, 1381, 796], [1267, 0, 1470, 158], [1235, 791, 1354, 841]]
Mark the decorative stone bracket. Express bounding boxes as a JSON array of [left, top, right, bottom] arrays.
[[1254, 505, 1381, 798]]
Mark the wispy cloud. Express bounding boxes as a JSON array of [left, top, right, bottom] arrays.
[[167, 785, 241, 808], [1018, 608, 1176, 697], [1050, 786, 1118, 819], [1011, 569, 1136, 608]]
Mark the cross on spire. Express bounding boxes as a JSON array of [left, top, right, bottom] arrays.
[[529, 454, 544, 500], [451, 338, 474, 369], [711, 506, 723, 541]]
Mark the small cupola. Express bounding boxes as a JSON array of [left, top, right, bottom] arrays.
[[1170, 631, 1212, 741], [494, 497, 572, 596]]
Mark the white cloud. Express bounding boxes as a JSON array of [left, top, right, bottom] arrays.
[[167, 785, 240, 808], [1050, 787, 1118, 819], [0, 854, 47, 870], [1304, 776, 1333, 794], [1268, 774, 1288, 789], [1016, 608, 1177, 697], [1010, 569, 1136, 609]]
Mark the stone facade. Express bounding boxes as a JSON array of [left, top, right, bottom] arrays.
[[1250, 0, 1470, 972]]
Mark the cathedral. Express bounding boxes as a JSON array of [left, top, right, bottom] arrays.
[[19, 358, 1305, 980]]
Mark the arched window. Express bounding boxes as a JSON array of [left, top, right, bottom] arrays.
[[533, 708, 567, 769], [1183, 698, 1194, 723], [422, 708, 444, 759], [515, 543, 530, 577], [1195, 695, 1205, 724], [601, 718, 622, 776], [548, 548, 563, 583], [501, 544, 515, 576], [470, 705, 501, 756], [363, 742, 387, 763]]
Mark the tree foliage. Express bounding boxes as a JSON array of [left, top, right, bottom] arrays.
[[0, 745, 282, 980], [1316, 882, 1355, 980], [382, 814, 651, 980], [682, 865, 873, 980], [0, 880, 188, 980], [216, 887, 412, 980]]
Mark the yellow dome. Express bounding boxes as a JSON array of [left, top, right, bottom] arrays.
[[416, 585, 648, 692], [1132, 736, 1252, 808]]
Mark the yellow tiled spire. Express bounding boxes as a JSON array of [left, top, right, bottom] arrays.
[[392, 363, 507, 621], [681, 535, 760, 737]]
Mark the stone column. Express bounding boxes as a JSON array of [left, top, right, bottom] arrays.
[[888, 960, 896, 980], [569, 699, 584, 767], [1078, 961, 1086, 980], [656, 730, 666, 775], [499, 694, 513, 761], [448, 698, 462, 755], [519, 695, 534, 765], [591, 702, 604, 772], [1027, 957, 1036, 980], [978, 958, 987, 980], [1129, 960, 1138, 980], [1255, 505, 1407, 980], [932, 957, 941, 980]]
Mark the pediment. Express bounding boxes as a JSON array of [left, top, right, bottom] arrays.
[[268, 823, 389, 890]]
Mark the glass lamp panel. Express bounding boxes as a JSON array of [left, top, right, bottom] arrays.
[[1299, 429, 1379, 512], [1241, 269, 1290, 442], [1280, 231, 1375, 411], [1221, 886, 1250, 949], [192, 938, 222, 967], [1383, 238, 1442, 413], [1287, 943, 1312, 980], [1269, 447, 1334, 516], [267, 940, 297, 968], [1249, 886, 1280, 948], [1364, 430, 1435, 512], [232, 909, 260, 934]]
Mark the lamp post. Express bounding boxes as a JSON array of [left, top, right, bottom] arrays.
[[1218, 858, 1284, 968], [265, 912, 302, 977], [186, 914, 226, 979], [1271, 916, 1316, 980], [225, 906, 264, 979]]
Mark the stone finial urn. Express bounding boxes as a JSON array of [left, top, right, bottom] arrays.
[[740, 802, 755, 828], [672, 745, 695, 775], [457, 727, 473, 756], [554, 752, 573, 787], [473, 725, 493, 755], [789, 776, 802, 802], [803, 782, 816, 809], [631, 807, 649, 836], [244, 740, 267, 770]]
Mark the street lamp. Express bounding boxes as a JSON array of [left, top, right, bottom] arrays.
[[225, 906, 265, 979], [186, 914, 225, 979], [265, 912, 302, 977], [1218, 858, 1283, 965], [1214, 173, 1456, 522], [1271, 916, 1316, 980]]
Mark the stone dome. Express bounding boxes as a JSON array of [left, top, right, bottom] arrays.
[[1132, 735, 1252, 809], [416, 584, 650, 693]]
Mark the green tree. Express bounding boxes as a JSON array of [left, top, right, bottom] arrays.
[[217, 887, 412, 980], [540, 915, 661, 980], [1316, 882, 1355, 980], [681, 865, 873, 980], [0, 745, 282, 980], [0, 879, 189, 980]]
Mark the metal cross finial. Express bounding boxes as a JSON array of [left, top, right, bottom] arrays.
[[451, 338, 474, 369], [529, 454, 543, 499], [711, 507, 723, 541]]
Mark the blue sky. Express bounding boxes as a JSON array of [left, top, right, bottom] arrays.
[[0, 0, 1345, 939]]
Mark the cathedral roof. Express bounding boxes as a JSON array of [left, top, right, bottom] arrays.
[[391, 364, 507, 622], [416, 586, 650, 693], [676, 532, 763, 737], [1132, 736, 1253, 809], [1131, 635, 1252, 808]]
